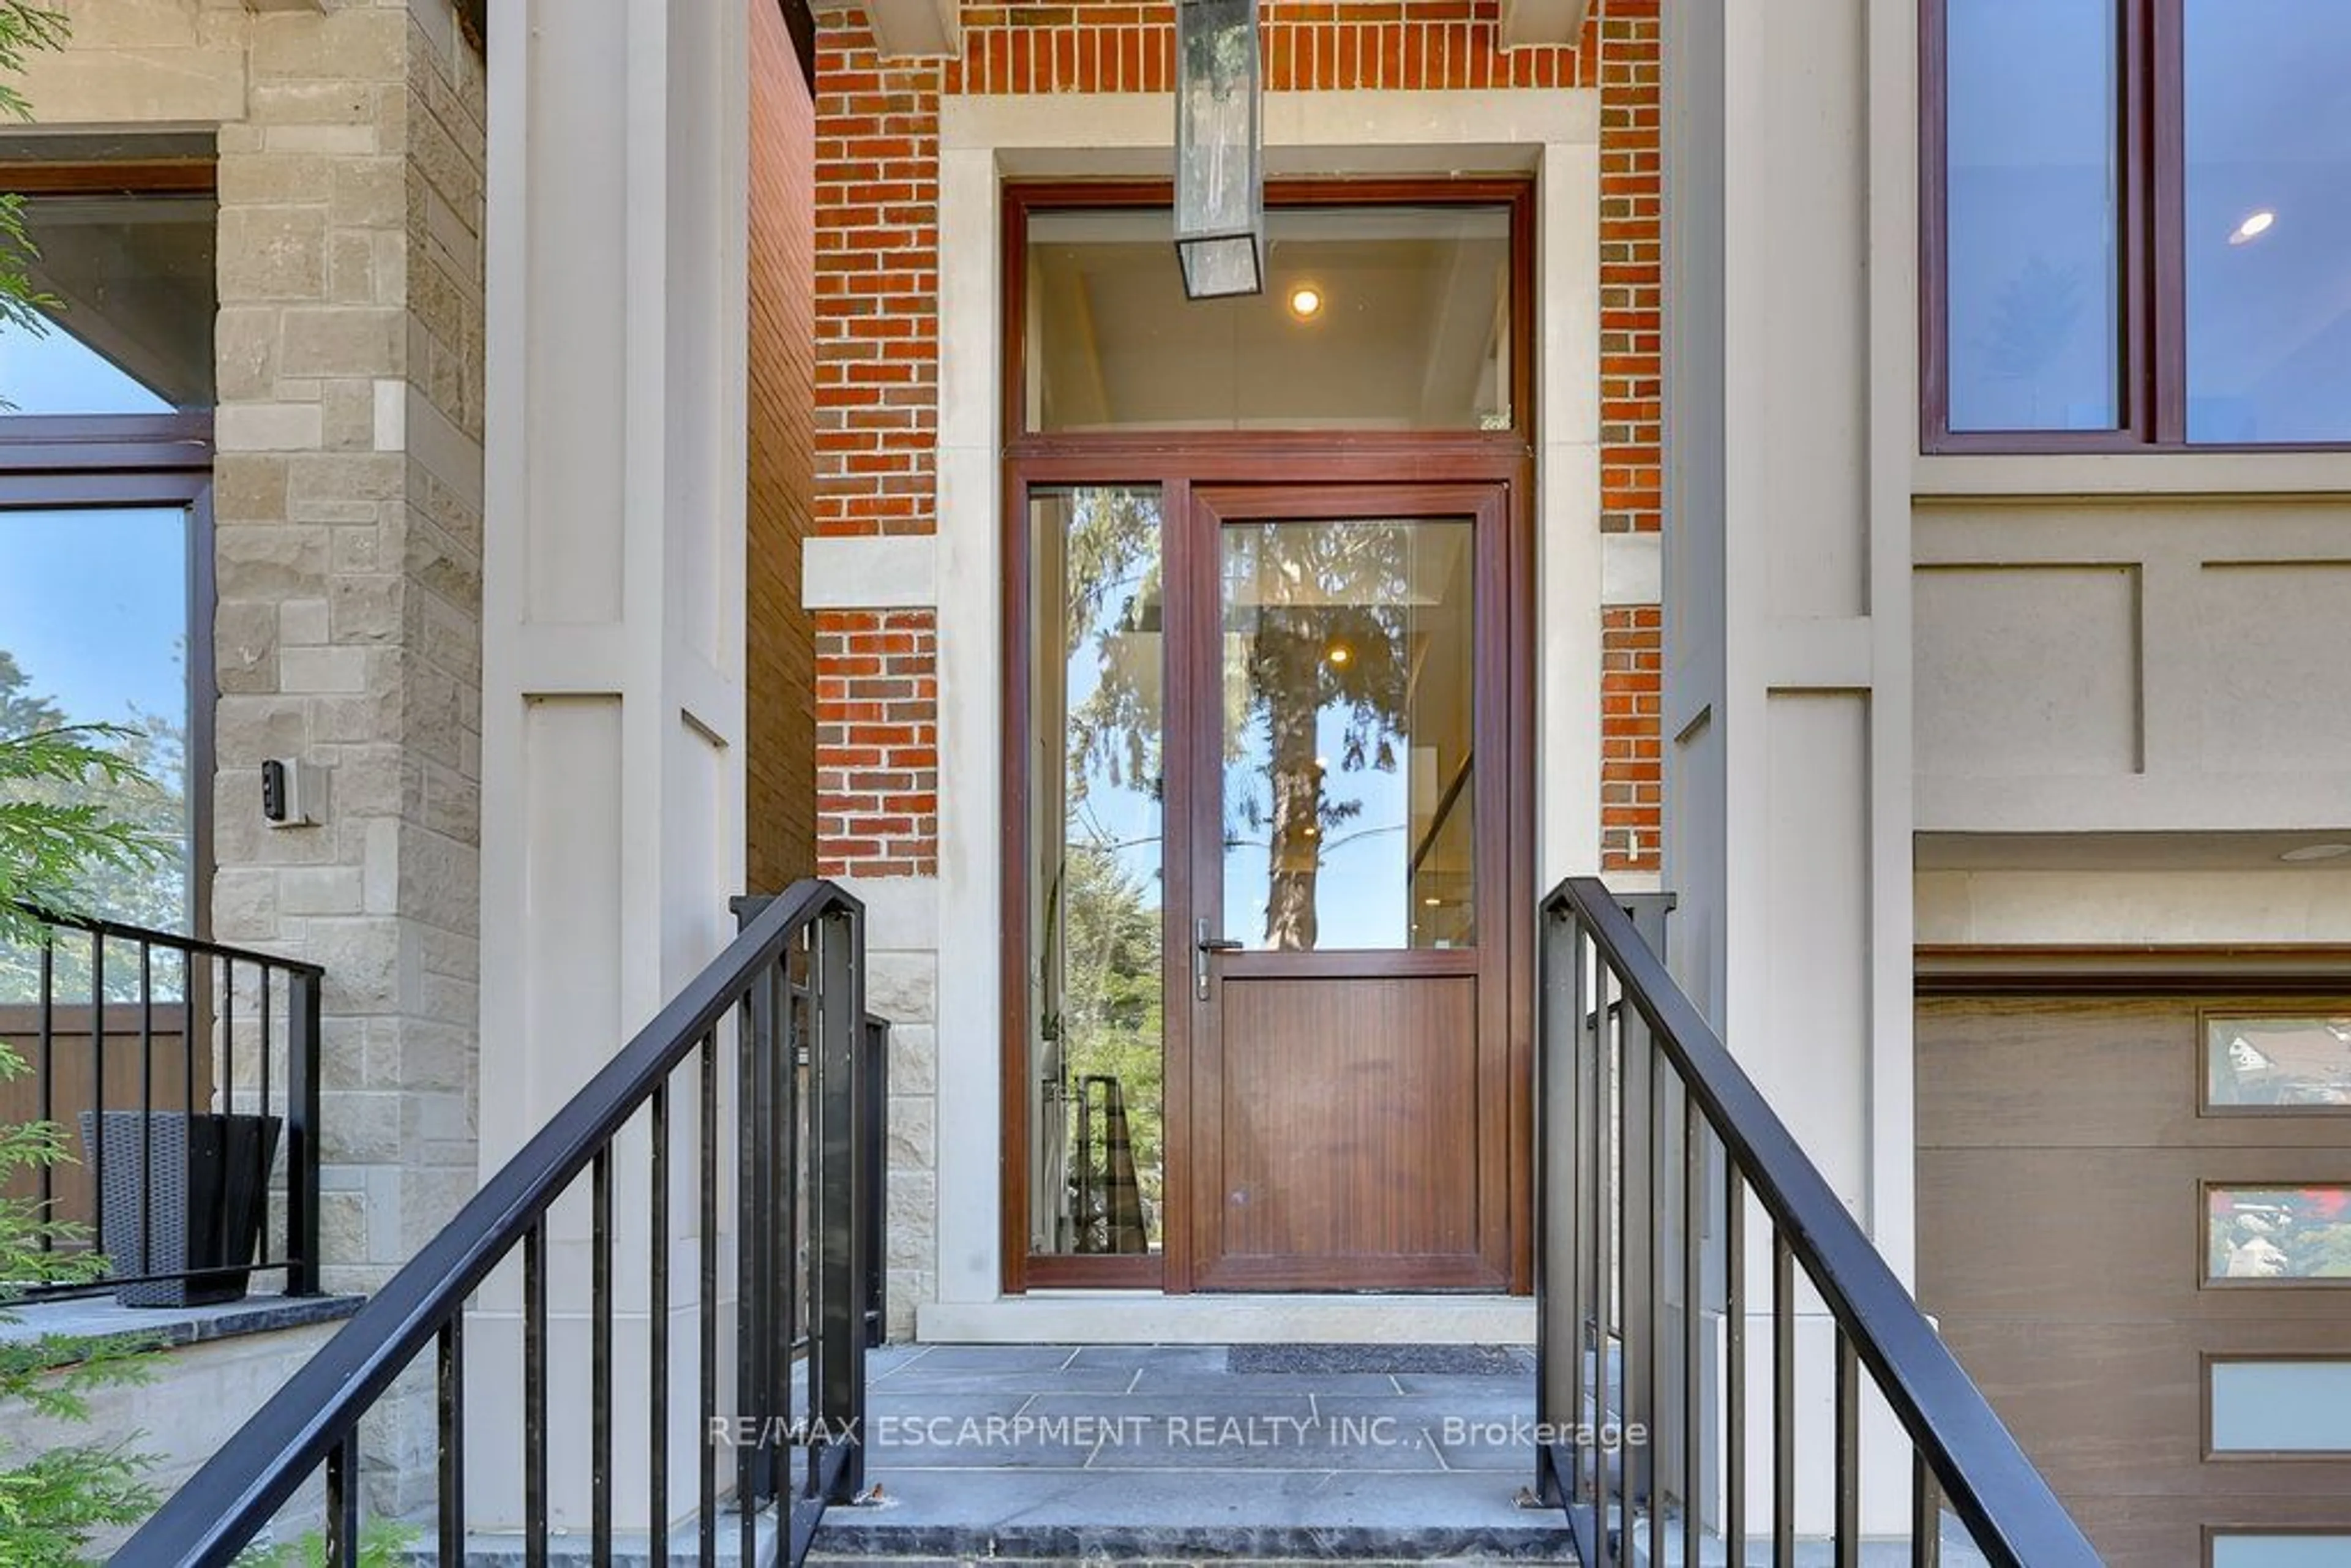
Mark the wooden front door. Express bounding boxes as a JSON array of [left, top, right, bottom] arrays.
[[1183, 483, 1516, 1291]]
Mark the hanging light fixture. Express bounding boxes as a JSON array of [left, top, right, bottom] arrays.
[[1174, 0, 1264, 299]]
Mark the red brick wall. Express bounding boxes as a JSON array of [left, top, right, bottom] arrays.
[[811, 0, 1663, 879], [942, 1, 1584, 94], [1597, 1, 1660, 541], [748, 0, 820, 892], [1602, 605, 1662, 867], [816, 612, 938, 876], [1598, 0, 1660, 874], [814, 40, 937, 542]]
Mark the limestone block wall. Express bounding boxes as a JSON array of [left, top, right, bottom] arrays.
[[25, 0, 489, 1296], [857, 879, 938, 1340], [23, 0, 486, 1514], [205, 0, 486, 1303]]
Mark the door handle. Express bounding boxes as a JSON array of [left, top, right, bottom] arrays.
[[1194, 917, 1243, 1000]]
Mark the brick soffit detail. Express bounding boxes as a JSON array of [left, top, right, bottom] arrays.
[[819, 0, 1595, 62]]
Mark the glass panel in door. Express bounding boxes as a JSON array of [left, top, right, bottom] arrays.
[[1025, 486, 1167, 1258], [1217, 517, 1475, 951]]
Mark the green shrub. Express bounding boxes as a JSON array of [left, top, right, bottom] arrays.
[[0, 727, 170, 1562], [233, 1518, 419, 1568]]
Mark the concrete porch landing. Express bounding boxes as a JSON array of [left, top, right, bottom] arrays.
[[809, 1342, 1576, 1562]]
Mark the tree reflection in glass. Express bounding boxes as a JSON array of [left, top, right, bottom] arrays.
[[1031, 487, 1165, 1255], [1220, 519, 1474, 952]]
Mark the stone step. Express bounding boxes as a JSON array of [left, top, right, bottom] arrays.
[[803, 1469, 1580, 1561], [805, 1341, 1575, 1561], [1605, 1503, 1994, 1568]]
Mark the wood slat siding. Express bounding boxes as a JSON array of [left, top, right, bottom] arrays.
[[0, 1006, 201, 1241], [1919, 992, 2351, 1566]]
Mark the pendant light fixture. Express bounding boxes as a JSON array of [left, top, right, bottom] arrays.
[[1174, 0, 1265, 299]]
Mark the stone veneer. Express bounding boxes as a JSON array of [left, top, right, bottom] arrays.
[[206, 0, 486, 1305], [855, 877, 939, 1340], [24, 0, 486, 1515]]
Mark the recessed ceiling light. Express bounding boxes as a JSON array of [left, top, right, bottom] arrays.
[[1288, 284, 1324, 320], [1422, 895, 1443, 907], [1325, 643, 1351, 667], [2229, 210, 2276, 246], [2280, 842, 2351, 863]]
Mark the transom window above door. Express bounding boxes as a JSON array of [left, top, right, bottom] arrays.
[[1014, 187, 1527, 435], [1926, 0, 2351, 449]]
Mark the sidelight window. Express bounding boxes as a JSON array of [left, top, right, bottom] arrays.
[[1024, 486, 1168, 1260]]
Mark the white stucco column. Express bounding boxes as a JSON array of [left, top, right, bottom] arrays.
[[1661, 0, 1918, 1537], [473, 0, 749, 1531]]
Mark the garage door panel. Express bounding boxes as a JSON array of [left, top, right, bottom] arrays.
[[1919, 997, 2197, 1147], [1920, 993, 2351, 1567], [1921, 1145, 2351, 1319], [1921, 995, 2351, 1150], [1938, 1317, 2206, 1482], [2069, 1501, 2351, 1568]]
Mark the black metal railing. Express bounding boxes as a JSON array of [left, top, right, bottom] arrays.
[[121, 878, 879, 1567], [1, 904, 323, 1304], [860, 1014, 889, 1348], [1534, 877, 2100, 1568], [737, 894, 891, 1351]]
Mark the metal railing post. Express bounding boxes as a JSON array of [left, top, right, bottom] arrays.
[[814, 904, 869, 1501], [1620, 924, 1657, 1552], [741, 950, 776, 1520], [1614, 891, 1672, 1556], [1533, 906, 1579, 1509], [285, 967, 323, 1296], [864, 1015, 890, 1348], [1616, 893, 1675, 977]]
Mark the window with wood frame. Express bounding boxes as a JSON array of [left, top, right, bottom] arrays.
[[0, 138, 217, 957], [1924, 0, 2351, 451]]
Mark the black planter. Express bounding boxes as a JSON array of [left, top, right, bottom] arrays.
[[78, 1111, 283, 1308]]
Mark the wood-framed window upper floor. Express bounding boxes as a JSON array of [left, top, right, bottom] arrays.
[[1922, 0, 2351, 452], [0, 141, 217, 949]]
